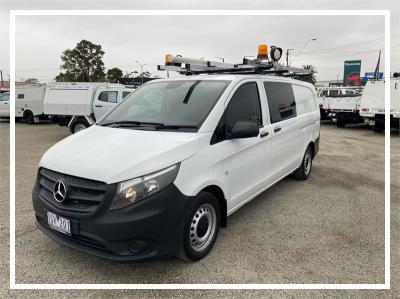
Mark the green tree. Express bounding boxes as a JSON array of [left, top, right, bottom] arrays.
[[301, 64, 318, 85], [106, 67, 123, 83], [55, 40, 106, 82]]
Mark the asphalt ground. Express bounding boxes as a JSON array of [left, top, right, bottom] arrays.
[[0, 120, 399, 298]]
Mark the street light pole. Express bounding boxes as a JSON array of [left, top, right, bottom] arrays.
[[135, 60, 147, 85], [286, 49, 294, 66], [290, 38, 317, 66]]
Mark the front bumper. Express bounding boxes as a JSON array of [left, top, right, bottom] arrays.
[[33, 180, 190, 262]]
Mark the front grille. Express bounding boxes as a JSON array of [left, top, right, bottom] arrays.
[[38, 168, 108, 214]]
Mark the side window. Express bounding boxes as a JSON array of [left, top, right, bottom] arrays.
[[292, 85, 316, 116], [211, 82, 262, 144], [0, 93, 10, 101], [322, 90, 328, 96], [264, 81, 296, 124], [122, 91, 131, 98], [17, 94, 24, 99], [329, 89, 339, 97], [98, 91, 118, 103], [225, 82, 262, 129]]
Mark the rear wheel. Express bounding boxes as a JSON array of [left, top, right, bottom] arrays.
[[373, 121, 384, 132], [293, 145, 313, 180], [177, 192, 220, 262], [23, 110, 34, 124]]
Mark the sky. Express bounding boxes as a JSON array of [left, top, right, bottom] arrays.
[[1, 0, 400, 83]]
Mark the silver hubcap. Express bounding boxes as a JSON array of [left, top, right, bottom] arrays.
[[74, 123, 87, 133], [189, 204, 217, 252], [304, 150, 312, 174]]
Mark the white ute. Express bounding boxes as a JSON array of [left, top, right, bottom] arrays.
[[0, 92, 10, 118], [359, 74, 400, 132], [32, 45, 320, 262], [44, 82, 134, 133]]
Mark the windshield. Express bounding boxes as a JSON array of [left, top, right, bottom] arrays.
[[100, 80, 230, 131]]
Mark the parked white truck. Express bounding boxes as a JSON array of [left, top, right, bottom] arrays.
[[359, 74, 400, 132], [326, 87, 364, 127], [44, 82, 134, 133], [15, 84, 49, 123]]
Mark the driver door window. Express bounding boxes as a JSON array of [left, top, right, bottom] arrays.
[[98, 91, 118, 103]]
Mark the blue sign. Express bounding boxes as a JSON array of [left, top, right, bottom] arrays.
[[363, 72, 384, 79]]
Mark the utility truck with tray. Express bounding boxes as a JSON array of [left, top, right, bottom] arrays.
[[325, 86, 364, 127], [359, 73, 400, 132], [15, 84, 50, 123], [44, 82, 134, 133]]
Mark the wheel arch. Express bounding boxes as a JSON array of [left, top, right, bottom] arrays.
[[200, 185, 227, 228]]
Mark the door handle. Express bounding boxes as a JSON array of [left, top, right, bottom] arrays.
[[274, 127, 281, 133], [95, 105, 103, 108], [260, 131, 269, 138]]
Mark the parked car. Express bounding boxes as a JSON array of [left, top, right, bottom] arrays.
[[0, 92, 10, 117], [43, 82, 134, 133], [360, 75, 400, 132]]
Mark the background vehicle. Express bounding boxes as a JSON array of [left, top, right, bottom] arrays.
[[15, 84, 49, 124], [360, 75, 400, 132], [327, 87, 364, 127], [0, 92, 10, 117], [43, 82, 134, 133], [317, 88, 331, 120]]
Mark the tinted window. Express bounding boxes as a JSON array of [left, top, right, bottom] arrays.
[[264, 82, 296, 123], [225, 82, 262, 130], [98, 91, 118, 103], [329, 89, 339, 97], [17, 94, 24, 99], [322, 90, 328, 96], [292, 85, 316, 115], [211, 82, 262, 144], [122, 91, 131, 98]]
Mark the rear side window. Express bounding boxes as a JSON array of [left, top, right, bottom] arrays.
[[292, 85, 316, 115], [225, 82, 262, 130], [264, 81, 296, 124], [98, 91, 118, 103]]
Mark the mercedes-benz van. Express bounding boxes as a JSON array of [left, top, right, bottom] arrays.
[[32, 74, 320, 262]]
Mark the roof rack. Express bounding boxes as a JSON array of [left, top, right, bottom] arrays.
[[157, 44, 311, 78]]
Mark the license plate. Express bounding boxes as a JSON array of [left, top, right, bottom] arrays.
[[47, 211, 71, 235]]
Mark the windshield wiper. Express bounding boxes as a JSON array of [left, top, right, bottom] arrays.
[[101, 121, 165, 127], [101, 121, 198, 130]]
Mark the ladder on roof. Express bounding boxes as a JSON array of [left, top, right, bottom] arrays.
[[157, 44, 311, 78]]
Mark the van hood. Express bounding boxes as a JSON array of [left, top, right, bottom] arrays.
[[40, 125, 200, 184]]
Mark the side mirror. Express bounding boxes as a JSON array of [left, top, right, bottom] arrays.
[[230, 120, 259, 139]]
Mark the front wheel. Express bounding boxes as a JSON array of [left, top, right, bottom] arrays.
[[176, 192, 220, 262], [23, 110, 34, 124], [293, 145, 313, 180]]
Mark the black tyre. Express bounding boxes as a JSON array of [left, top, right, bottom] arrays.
[[373, 122, 384, 132], [23, 110, 34, 124], [336, 118, 346, 128], [177, 192, 220, 262], [70, 118, 89, 134], [293, 145, 313, 180]]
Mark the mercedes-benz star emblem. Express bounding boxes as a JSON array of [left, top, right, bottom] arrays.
[[53, 181, 67, 203]]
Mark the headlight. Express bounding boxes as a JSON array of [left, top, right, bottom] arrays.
[[110, 164, 180, 210]]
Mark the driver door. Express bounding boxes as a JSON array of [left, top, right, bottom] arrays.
[[223, 80, 272, 211]]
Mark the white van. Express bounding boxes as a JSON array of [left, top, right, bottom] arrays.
[[15, 84, 48, 123], [360, 75, 400, 131], [33, 73, 320, 261], [44, 82, 133, 133], [0, 92, 10, 117]]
